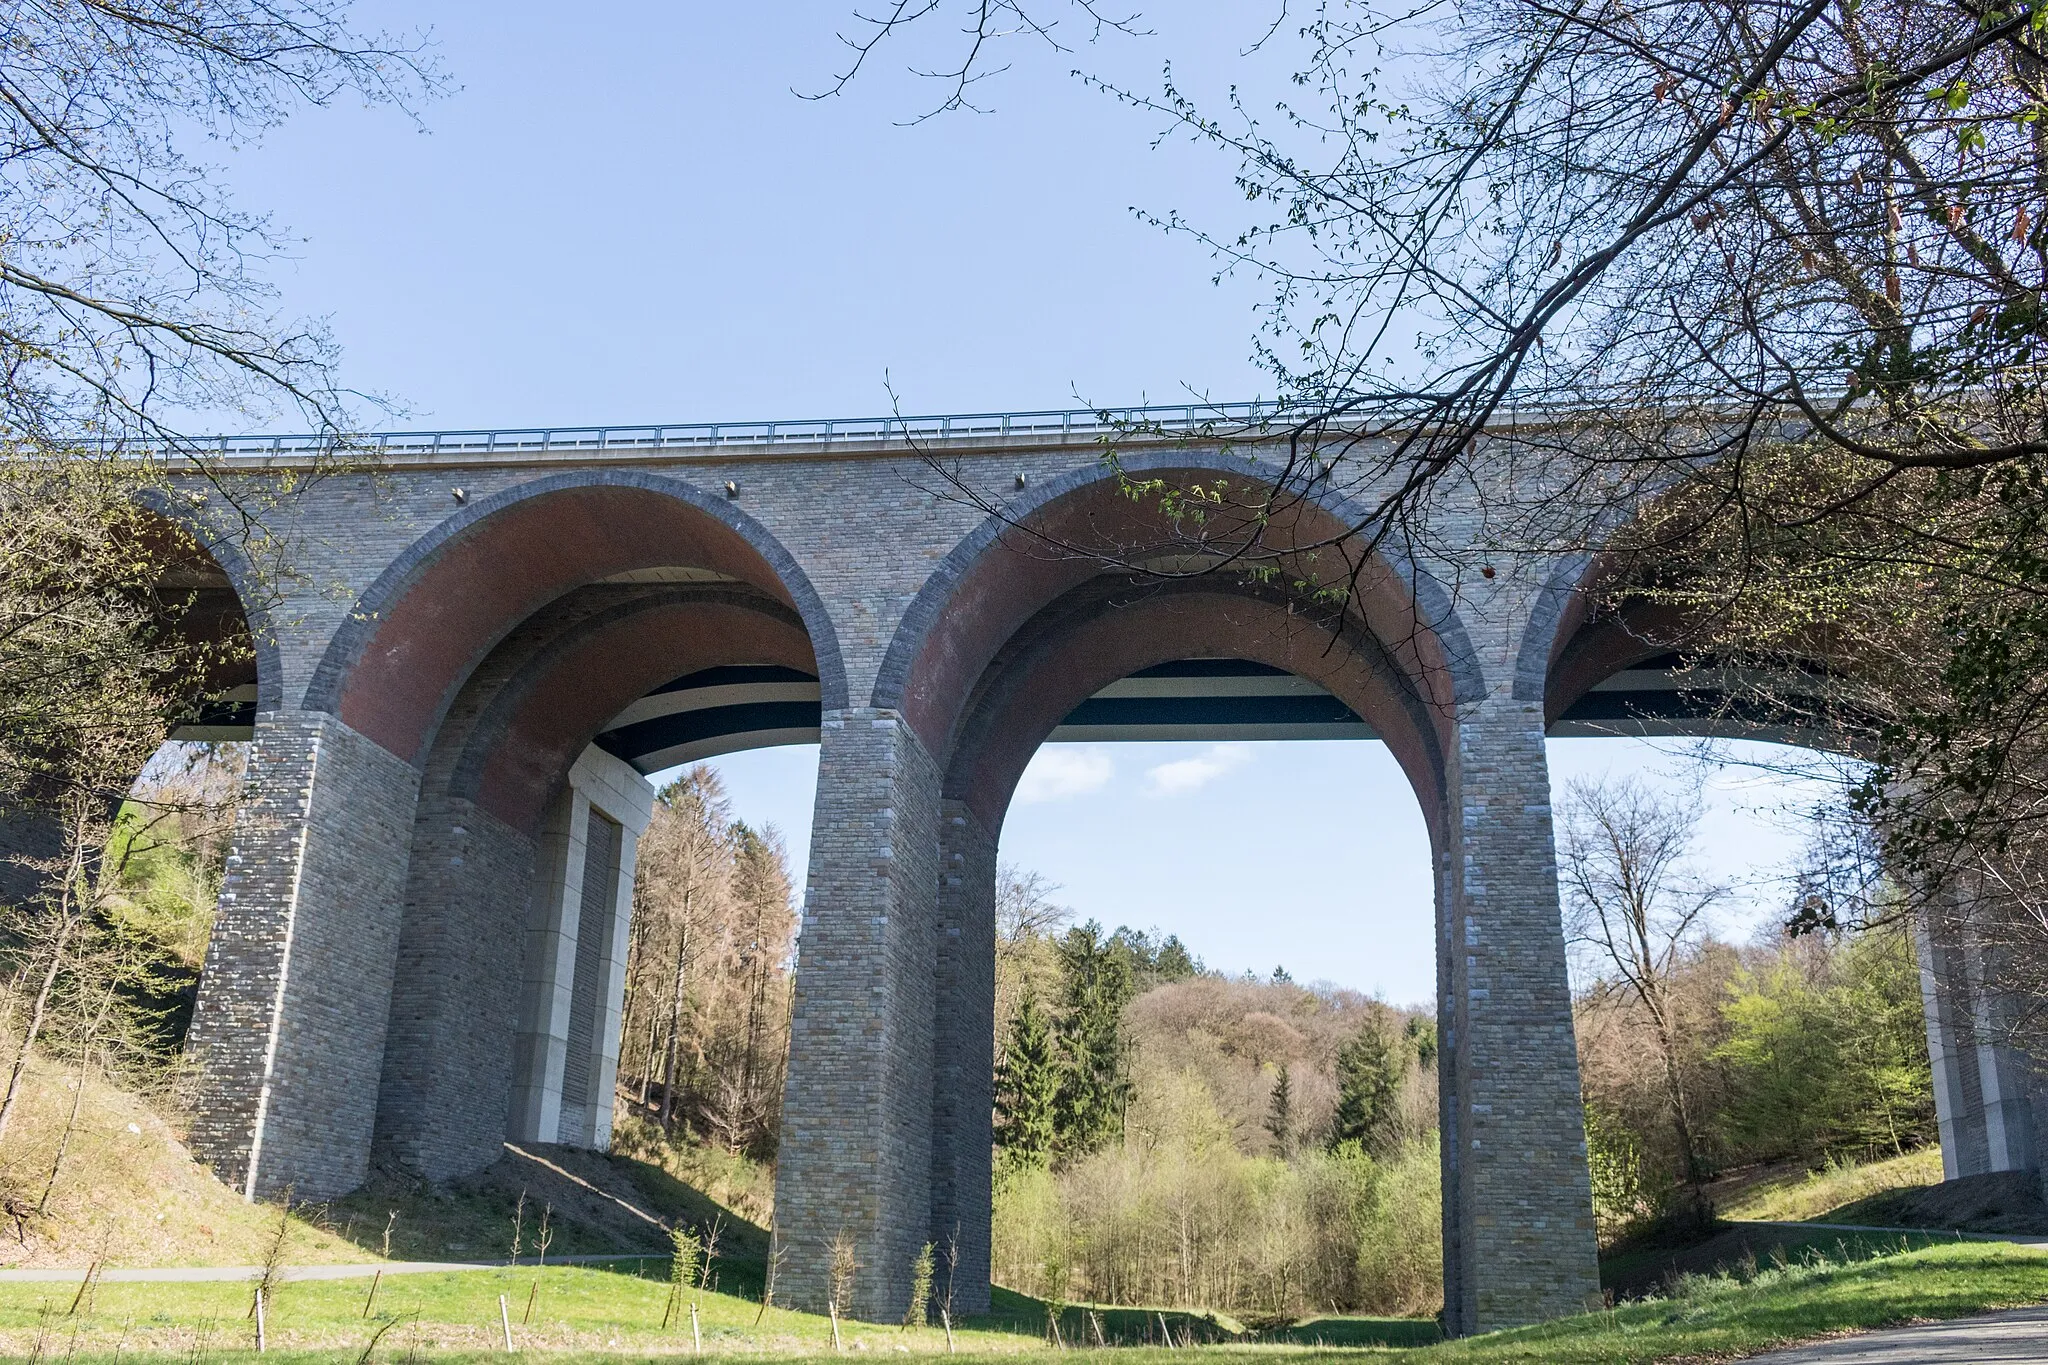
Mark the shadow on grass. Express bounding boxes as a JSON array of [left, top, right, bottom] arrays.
[[1601, 1224, 1959, 1301], [967, 1285, 1440, 1348]]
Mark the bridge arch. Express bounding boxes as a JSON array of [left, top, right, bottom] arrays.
[[871, 449, 1481, 751], [942, 578, 1447, 838], [302, 468, 847, 765], [189, 469, 850, 1200], [1523, 541, 2040, 1201], [777, 455, 1481, 1319]]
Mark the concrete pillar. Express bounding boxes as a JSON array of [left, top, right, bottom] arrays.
[[1918, 910, 2042, 1179], [930, 801, 996, 1314], [1442, 699, 1601, 1334], [186, 710, 421, 1200], [773, 709, 942, 1320], [510, 746, 653, 1150]]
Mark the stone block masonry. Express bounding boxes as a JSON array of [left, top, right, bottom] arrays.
[[1443, 699, 1601, 1331], [187, 710, 421, 1200], [930, 802, 997, 1314], [773, 710, 943, 1320]]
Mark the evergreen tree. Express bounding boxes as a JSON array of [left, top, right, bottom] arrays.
[[1151, 934, 1200, 982], [994, 990, 1061, 1164], [1405, 1017, 1438, 1070], [1264, 1064, 1293, 1158], [1330, 1024, 1402, 1155], [1055, 922, 1135, 1154]]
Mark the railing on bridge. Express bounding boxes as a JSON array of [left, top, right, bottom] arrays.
[[188, 400, 1292, 459]]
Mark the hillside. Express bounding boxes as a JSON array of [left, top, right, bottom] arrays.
[[0, 1056, 766, 1276]]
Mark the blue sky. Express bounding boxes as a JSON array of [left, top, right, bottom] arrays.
[[216, 3, 1847, 1006], [688, 738, 1841, 1010]]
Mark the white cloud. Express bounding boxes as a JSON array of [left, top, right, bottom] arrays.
[[1146, 743, 1254, 796], [1016, 747, 1115, 804]]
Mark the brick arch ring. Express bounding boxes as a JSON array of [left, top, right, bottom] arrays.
[[943, 578, 1453, 846], [871, 448, 1484, 765], [302, 469, 848, 769]]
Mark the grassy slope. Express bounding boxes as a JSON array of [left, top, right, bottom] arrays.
[[1718, 1148, 1946, 1224], [0, 1057, 770, 1274], [1, 1239, 2042, 1361], [0, 1059, 372, 1269]]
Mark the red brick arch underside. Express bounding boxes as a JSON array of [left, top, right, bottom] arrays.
[[943, 585, 1449, 845], [306, 474, 844, 769], [878, 459, 1469, 778], [446, 594, 814, 836]]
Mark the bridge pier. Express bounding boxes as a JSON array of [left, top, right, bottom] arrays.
[[930, 801, 997, 1313], [187, 710, 420, 1200], [772, 711, 943, 1320], [1919, 910, 2045, 1182], [1440, 698, 1602, 1332], [509, 747, 653, 1150]]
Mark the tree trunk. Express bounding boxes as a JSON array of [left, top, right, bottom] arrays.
[[661, 892, 692, 1136], [1643, 991, 1705, 1184]]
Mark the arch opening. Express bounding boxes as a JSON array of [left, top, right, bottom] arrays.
[[812, 464, 1476, 1321], [186, 473, 841, 1200]]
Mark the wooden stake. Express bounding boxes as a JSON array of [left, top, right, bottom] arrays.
[[522, 1280, 538, 1325], [1091, 1311, 1107, 1348], [941, 1308, 954, 1354], [829, 1300, 843, 1353], [1159, 1312, 1175, 1348], [254, 1288, 266, 1354], [362, 1269, 382, 1319], [66, 1259, 100, 1316], [690, 1301, 701, 1355], [498, 1293, 514, 1352]]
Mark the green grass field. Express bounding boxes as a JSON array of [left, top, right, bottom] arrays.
[[3, 1237, 2043, 1361]]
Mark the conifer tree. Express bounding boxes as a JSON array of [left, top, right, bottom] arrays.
[[1330, 1025, 1401, 1155], [1264, 1064, 1293, 1158], [1405, 1017, 1438, 1070], [994, 991, 1061, 1164], [1055, 923, 1134, 1154]]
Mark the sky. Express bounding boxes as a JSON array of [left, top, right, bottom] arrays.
[[682, 738, 1842, 1010], [206, 2, 1849, 1007]]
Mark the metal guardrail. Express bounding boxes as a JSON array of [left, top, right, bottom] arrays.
[[190, 400, 1291, 459]]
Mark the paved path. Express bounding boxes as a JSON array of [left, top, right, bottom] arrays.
[[1745, 1304, 2048, 1361], [1743, 1218, 2048, 1249], [0, 1253, 658, 1284]]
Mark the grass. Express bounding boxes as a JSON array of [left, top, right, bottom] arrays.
[[0, 1237, 2041, 1360], [1719, 1147, 1947, 1224]]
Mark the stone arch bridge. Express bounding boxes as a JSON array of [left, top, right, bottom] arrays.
[[79, 404, 2033, 1336]]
